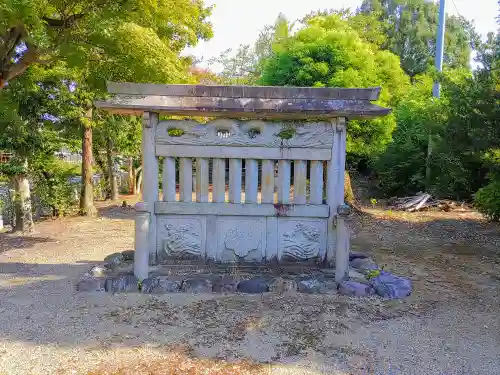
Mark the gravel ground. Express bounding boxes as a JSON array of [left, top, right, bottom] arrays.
[[0, 200, 499, 374]]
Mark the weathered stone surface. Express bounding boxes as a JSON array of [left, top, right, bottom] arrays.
[[88, 265, 107, 278], [338, 281, 375, 297], [141, 276, 181, 294], [237, 278, 269, 294], [297, 277, 337, 294], [121, 250, 135, 261], [140, 277, 159, 293], [96, 83, 390, 120], [105, 275, 139, 293], [369, 271, 412, 299], [76, 277, 105, 292], [104, 252, 124, 269], [350, 258, 379, 273], [157, 277, 182, 293], [181, 278, 212, 294], [297, 278, 323, 294], [212, 275, 238, 293], [349, 269, 370, 284], [269, 277, 297, 294], [349, 251, 368, 262]]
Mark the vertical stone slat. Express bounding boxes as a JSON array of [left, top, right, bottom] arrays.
[[229, 159, 242, 203], [196, 158, 209, 202], [179, 157, 192, 202], [245, 159, 258, 203], [212, 158, 226, 203], [162, 157, 176, 201], [277, 160, 291, 204], [293, 160, 307, 204]]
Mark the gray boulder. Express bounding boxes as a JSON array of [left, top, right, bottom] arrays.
[[350, 258, 379, 273], [237, 278, 269, 294], [181, 278, 212, 293], [338, 281, 375, 297], [105, 275, 139, 293], [212, 275, 238, 293], [103, 253, 124, 269]]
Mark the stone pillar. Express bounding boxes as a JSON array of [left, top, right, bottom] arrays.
[[142, 112, 159, 264], [134, 202, 150, 280], [334, 118, 349, 283]]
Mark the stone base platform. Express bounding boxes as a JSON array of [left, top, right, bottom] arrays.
[[75, 250, 376, 297]]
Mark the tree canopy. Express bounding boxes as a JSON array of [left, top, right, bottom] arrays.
[[260, 14, 410, 157], [0, 0, 213, 87]]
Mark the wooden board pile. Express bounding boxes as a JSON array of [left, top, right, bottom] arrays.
[[388, 193, 453, 212]]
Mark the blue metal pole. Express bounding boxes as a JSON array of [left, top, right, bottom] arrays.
[[433, 0, 446, 98]]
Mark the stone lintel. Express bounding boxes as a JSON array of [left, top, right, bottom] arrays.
[[95, 90, 391, 120]]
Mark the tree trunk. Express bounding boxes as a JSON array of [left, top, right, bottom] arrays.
[[106, 137, 118, 201], [11, 160, 34, 232], [128, 156, 134, 194], [135, 168, 143, 196], [344, 170, 363, 212], [79, 119, 97, 216]]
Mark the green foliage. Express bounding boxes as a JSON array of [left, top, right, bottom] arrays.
[[260, 14, 410, 157], [0, 0, 213, 86], [167, 128, 185, 137], [474, 179, 500, 221], [31, 156, 79, 216], [359, 0, 478, 78], [277, 128, 296, 140]]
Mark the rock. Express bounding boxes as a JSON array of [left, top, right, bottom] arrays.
[[269, 277, 297, 294], [350, 258, 379, 273], [88, 265, 107, 277], [181, 278, 212, 293], [121, 250, 135, 261], [76, 277, 105, 292], [319, 269, 336, 278], [349, 251, 368, 261], [297, 278, 323, 294], [141, 276, 181, 294], [140, 277, 159, 293], [237, 278, 269, 294], [369, 271, 412, 299], [103, 253, 124, 269], [105, 275, 139, 293], [349, 269, 369, 284], [318, 279, 338, 294], [212, 275, 238, 293], [157, 277, 182, 293], [338, 281, 375, 297], [297, 277, 338, 294]]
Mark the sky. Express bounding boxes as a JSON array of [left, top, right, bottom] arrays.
[[187, 0, 498, 69]]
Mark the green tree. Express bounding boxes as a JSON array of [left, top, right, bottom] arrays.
[[260, 14, 410, 158], [0, 64, 70, 231], [0, 0, 213, 87], [358, 0, 478, 79]]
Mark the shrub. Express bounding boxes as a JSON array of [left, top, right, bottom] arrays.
[[31, 157, 79, 216], [474, 180, 500, 221]]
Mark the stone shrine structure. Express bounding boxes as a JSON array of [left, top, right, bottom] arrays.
[[95, 83, 390, 284]]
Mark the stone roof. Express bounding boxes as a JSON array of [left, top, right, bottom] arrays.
[[95, 82, 391, 120]]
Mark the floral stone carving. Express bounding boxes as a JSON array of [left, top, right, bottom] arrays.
[[218, 219, 265, 262], [281, 222, 322, 261]]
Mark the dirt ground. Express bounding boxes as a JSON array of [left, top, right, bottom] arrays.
[[0, 196, 499, 375]]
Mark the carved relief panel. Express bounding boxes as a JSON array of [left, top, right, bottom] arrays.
[[156, 119, 334, 148], [156, 216, 206, 260], [216, 218, 266, 262], [277, 219, 327, 262]]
